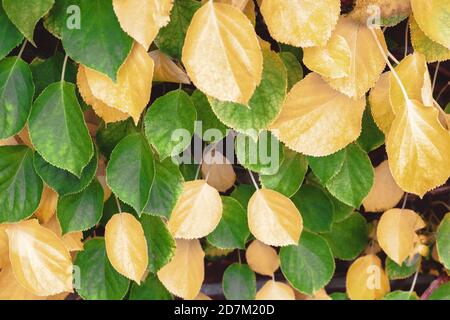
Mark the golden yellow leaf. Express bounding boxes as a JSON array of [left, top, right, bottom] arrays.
[[255, 280, 295, 300], [193, 292, 212, 300], [157, 239, 205, 300], [0, 224, 8, 269], [363, 161, 404, 213], [270, 73, 365, 157], [113, 0, 173, 50], [150, 50, 190, 84], [260, 0, 340, 48], [349, 0, 411, 26], [245, 240, 279, 276], [202, 0, 256, 25], [182, 1, 263, 104], [5, 219, 73, 296], [248, 188, 302, 247], [105, 213, 148, 283], [168, 180, 223, 239], [34, 185, 58, 223], [386, 99, 450, 197], [377, 209, 425, 265], [83, 42, 154, 124], [346, 254, 390, 300], [42, 215, 84, 252], [305, 288, 332, 300], [0, 265, 45, 300], [201, 150, 236, 192], [369, 72, 395, 134], [410, 0, 450, 49], [306, 16, 387, 99], [77, 65, 129, 124]]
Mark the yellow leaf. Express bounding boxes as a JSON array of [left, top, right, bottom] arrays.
[[202, 0, 256, 25], [369, 72, 395, 134], [363, 161, 404, 213], [83, 42, 154, 124], [255, 280, 295, 300], [201, 150, 236, 192], [349, 0, 411, 26], [377, 209, 426, 265], [410, 0, 450, 49], [34, 185, 58, 223], [5, 219, 73, 296], [157, 239, 205, 299], [193, 292, 212, 300], [182, 1, 263, 104], [77, 65, 130, 124], [168, 180, 223, 239], [0, 265, 45, 300], [113, 0, 173, 50], [150, 50, 191, 84], [248, 188, 303, 247], [303, 35, 352, 79], [346, 254, 390, 300], [386, 99, 450, 197], [42, 215, 84, 252], [245, 240, 279, 276], [306, 16, 387, 99], [270, 73, 365, 157], [105, 213, 148, 283], [410, 16, 450, 63], [260, 0, 340, 48], [0, 224, 8, 269]]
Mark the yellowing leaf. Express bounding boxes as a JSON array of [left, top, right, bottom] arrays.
[[305, 16, 387, 99], [248, 188, 303, 247], [346, 254, 390, 300], [150, 50, 191, 84], [201, 150, 236, 192], [34, 185, 58, 223], [17, 126, 33, 148], [363, 161, 404, 213], [83, 42, 154, 124], [260, 0, 340, 48], [202, 0, 256, 25], [0, 224, 8, 269], [0, 137, 18, 146], [182, 1, 263, 104], [42, 215, 84, 252], [157, 239, 205, 299], [270, 73, 365, 157], [369, 72, 395, 134], [168, 180, 223, 239], [245, 240, 279, 276], [77, 65, 129, 124], [386, 99, 450, 197], [113, 0, 173, 50], [255, 280, 295, 300], [0, 265, 45, 300], [410, 0, 450, 49], [105, 213, 148, 283], [5, 219, 73, 296], [193, 292, 212, 300], [377, 209, 425, 265]]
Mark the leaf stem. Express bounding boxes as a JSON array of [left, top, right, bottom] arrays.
[[115, 196, 123, 213], [248, 170, 259, 190], [408, 266, 420, 298], [17, 40, 27, 59], [61, 54, 69, 82], [404, 22, 409, 58], [401, 193, 408, 209], [432, 62, 440, 93]]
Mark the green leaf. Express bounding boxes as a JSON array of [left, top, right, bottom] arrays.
[[279, 44, 303, 61], [75, 238, 130, 300], [143, 157, 183, 218], [0, 57, 34, 139], [191, 89, 228, 142], [321, 212, 368, 260], [0, 145, 43, 223], [96, 119, 137, 159], [210, 49, 287, 137], [279, 51, 303, 91], [230, 184, 254, 209], [129, 274, 173, 300], [280, 230, 335, 295], [145, 89, 196, 160], [155, 0, 201, 59], [0, 3, 23, 60], [383, 290, 418, 300], [207, 196, 250, 250], [106, 133, 155, 215], [43, 0, 71, 38], [179, 163, 198, 182], [33, 148, 97, 196], [307, 150, 346, 185], [385, 256, 419, 280], [57, 178, 104, 234], [29, 82, 93, 177], [235, 131, 284, 175], [330, 292, 348, 300], [260, 148, 308, 197], [61, 0, 133, 80], [30, 52, 77, 97], [2, 0, 54, 45], [357, 106, 385, 152], [329, 192, 354, 222], [222, 263, 256, 300], [292, 184, 333, 233], [437, 212, 450, 270], [140, 215, 176, 273], [101, 195, 136, 226], [429, 283, 450, 300]]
